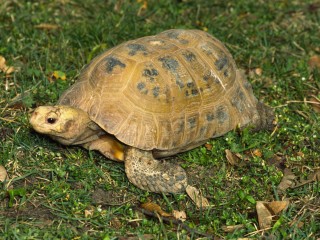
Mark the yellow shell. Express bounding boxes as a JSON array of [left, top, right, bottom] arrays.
[[59, 29, 261, 151]]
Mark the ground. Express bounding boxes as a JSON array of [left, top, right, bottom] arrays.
[[0, 0, 319, 239]]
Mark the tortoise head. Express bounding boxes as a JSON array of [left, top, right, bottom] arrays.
[[29, 105, 93, 145]]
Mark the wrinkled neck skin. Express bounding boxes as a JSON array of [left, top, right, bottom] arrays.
[[52, 120, 104, 146]]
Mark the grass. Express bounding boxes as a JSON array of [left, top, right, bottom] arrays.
[[0, 0, 319, 239]]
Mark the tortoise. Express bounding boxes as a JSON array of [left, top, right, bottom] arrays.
[[30, 29, 274, 193]]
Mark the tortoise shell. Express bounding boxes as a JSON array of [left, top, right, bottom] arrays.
[[58, 29, 260, 151]]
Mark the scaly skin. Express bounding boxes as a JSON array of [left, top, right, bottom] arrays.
[[124, 147, 188, 193]]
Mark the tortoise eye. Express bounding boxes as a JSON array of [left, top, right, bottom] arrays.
[[47, 118, 57, 124]]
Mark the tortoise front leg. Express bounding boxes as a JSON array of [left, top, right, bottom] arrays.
[[83, 135, 125, 162], [124, 147, 188, 193]]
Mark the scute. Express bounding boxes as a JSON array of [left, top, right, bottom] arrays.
[[58, 29, 262, 152]]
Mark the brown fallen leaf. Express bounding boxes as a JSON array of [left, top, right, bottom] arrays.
[[140, 202, 171, 217], [254, 67, 263, 76], [267, 200, 290, 215], [186, 185, 210, 208], [0, 55, 15, 74], [256, 201, 273, 229], [253, 149, 263, 158], [137, 0, 147, 16], [0, 165, 8, 182], [84, 208, 94, 218], [35, 23, 60, 30], [172, 210, 187, 222], [308, 55, 320, 69], [221, 224, 245, 233], [109, 217, 122, 229], [277, 168, 296, 192], [225, 149, 242, 166], [308, 95, 320, 113], [256, 200, 289, 229], [296, 151, 305, 157], [118, 234, 154, 240], [204, 143, 213, 151]]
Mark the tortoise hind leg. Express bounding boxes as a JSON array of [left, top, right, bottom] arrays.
[[124, 147, 188, 193]]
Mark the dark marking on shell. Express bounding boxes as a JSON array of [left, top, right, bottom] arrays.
[[191, 89, 199, 96], [152, 86, 160, 97], [137, 82, 148, 94], [164, 87, 171, 103], [143, 68, 159, 77], [215, 57, 228, 71], [143, 68, 159, 82], [188, 117, 197, 129], [216, 106, 228, 124], [105, 56, 126, 73], [199, 126, 207, 136], [159, 56, 179, 72], [200, 44, 213, 55], [206, 113, 214, 122], [185, 90, 189, 97], [182, 51, 196, 62], [243, 80, 252, 89], [166, 31, 180, 39], [179, 39, 189, 44], [137, 82, 145, 90], [159, 56, 185, 89], [127, 44, 148, 56], [224, 69, 229, 77], [231, 89, 246, 112], [203, 70, 213, 82], [187, 81, 195, 88], [177, 120, 185, 134], [176, 79, 185, 89]]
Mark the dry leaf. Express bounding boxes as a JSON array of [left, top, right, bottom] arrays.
[[186, 185, 210, 208], [172, 210, 187, 222], [118, 234, 154, 240], [0, 165, 8, 182], [48, 70, 67, 82], [308, 55, 320, 69], [137, 0, 147, 16], [35, 23, 60, 30], [140, 202, 171, 217], [109, 217, 122, 229], [290, 220, 304, 228], [253, 149, 262, 158], [256, 201, 273, 229], [221, 224, 245, 233], [204, 143, 213, 151], [296, 151, 305, 157], [0, 55, 15, 74], [254, 67, 263, 76], [225, 149, 241, 166], [308, 95, 320, 113], [267, 200, 290, 215], [308, 169, 320, 181], [277, 168, 296, 192], [256, 200, 289, 229], [84, 209, 94, 218]]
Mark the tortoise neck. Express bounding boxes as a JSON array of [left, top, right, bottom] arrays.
[[69, 121, 104, 145]]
